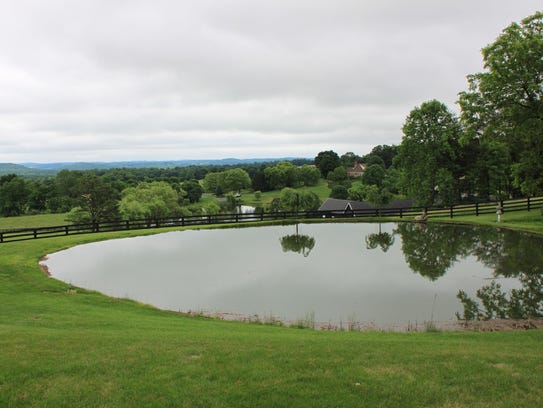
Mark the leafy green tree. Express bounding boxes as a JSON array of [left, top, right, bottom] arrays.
[[222, 168, 251, 193], [347, 182, 372, 201], [361, 164, 386, 187], [369, 145, 398, 168], [0, 174, 30, 216], [54, 170, 84, 212], [298, 165, 321, 186], [327, 166, 347, 182], [362, 154, 386, 169], [397, 100, 462, 206], [77, 174, 118, 223], [264, 166, 287, 190], [119, 182, 181, 221], [330, 184, 349, 199], [202, 172, 222, 193], [314, 150, 340, 178], [458, 12, 543, 196], [182, 180, 203, 203], [279, 188, 320, 212]]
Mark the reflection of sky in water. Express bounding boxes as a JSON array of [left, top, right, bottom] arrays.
[[44, 223, 530, 327]]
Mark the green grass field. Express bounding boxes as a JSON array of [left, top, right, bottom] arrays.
[[1, 211, 543, 406], [0, 212, 69, 230]]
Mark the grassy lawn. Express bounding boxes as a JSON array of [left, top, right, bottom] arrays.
[[431, 208, 543, 235], [0, 212, 69, 230], [1, 211, 543, 406]]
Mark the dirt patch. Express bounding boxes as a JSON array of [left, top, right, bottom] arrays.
[[38, 256, 51, 276]]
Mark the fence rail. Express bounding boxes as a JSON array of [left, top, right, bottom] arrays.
[[1, 196, 541, 244]]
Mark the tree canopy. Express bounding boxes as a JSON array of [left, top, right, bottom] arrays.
[[458, 11, 543, 195]]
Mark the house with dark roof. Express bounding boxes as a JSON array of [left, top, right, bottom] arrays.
[[318, 198, 372, 215], [318, 198, 415, 216]]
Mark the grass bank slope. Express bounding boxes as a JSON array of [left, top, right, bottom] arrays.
[[1, 224, 543, 406]]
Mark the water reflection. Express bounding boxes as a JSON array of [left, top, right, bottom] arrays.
[[279, 224, 316, 257], [365, 223, 394, 253], [385, 223, 543, 319], [44, 222, 543, 328]]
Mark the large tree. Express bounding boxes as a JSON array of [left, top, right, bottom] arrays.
[[0, 174, 29, 216], [77, 174, 119, 223], [119, 182, 182, 221], [314, 150, 340, 178], [397, 100, 462, 206], [458, 12, 543, 196]]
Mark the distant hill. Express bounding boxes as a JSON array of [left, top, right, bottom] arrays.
[[2, 158, 310, 176], [0, 163, 56, 177]]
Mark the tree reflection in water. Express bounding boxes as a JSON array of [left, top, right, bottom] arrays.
[[368, 223, 543, 320], [279, 224, 316, 257], [365, 223, 394, 253]]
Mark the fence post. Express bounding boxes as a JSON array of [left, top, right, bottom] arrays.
[[450, 206, 453, 219], [0, 232, 3, 243], [399, 208, 403, 218], [475, 202, 479, 216], [126, 220, 130, 230], [527, 197, 531, 211], [34, 229, 38, 239]]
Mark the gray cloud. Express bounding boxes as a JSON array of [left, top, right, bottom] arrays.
[[0, 0, 539, 162]]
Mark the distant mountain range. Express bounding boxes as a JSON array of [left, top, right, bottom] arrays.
[[0, 158, 308, 176]]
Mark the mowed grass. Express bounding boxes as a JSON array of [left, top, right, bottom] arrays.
[[431, 207, 543, 234], [1, 215, 543, 406], [0, 212, 69, 230]]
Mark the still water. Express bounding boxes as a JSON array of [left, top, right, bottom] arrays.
[[43, 223, 543, 329]]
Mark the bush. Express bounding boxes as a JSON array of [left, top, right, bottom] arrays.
[[330, 185, 348, 199]]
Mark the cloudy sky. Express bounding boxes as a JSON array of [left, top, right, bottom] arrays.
[[0, 1, 540, 163]]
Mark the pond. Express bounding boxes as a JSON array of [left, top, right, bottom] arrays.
[[42, 223, 543, 330]]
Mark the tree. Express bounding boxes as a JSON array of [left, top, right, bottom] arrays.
[[298, 165, 321, 186], [202, 172, 222, 193], [0, 174, 29, 216], [397, 100, 462, 206], [264, 166, 287, 190], [361, 164, 386, 187], [458, 12, 543, 196], [314, 150, 340, 178], [222, 168, 251, 193], [279, 188, 320, 212], [119, 182, 181, 221], [327, 166, 348, 182], [77, 174, 118, 223], [369, 145, 398, 168], [330, 185, 349, 199], [182, 180, 203, 203]]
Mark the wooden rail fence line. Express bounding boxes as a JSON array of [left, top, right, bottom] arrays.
[[1, 196, 541, 244]]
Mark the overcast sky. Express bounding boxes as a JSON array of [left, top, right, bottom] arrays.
[[0, 1, 540, 163]]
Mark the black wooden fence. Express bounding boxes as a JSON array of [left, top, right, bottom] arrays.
[[1, 196, 541, 244]]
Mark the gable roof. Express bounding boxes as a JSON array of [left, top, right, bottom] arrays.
[[318, 198, 372, 212], [318, 198, 415, 213]]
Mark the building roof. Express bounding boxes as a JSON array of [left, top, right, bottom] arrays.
[[318, 198, 372, 212], [318, 198, 415, 213]]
